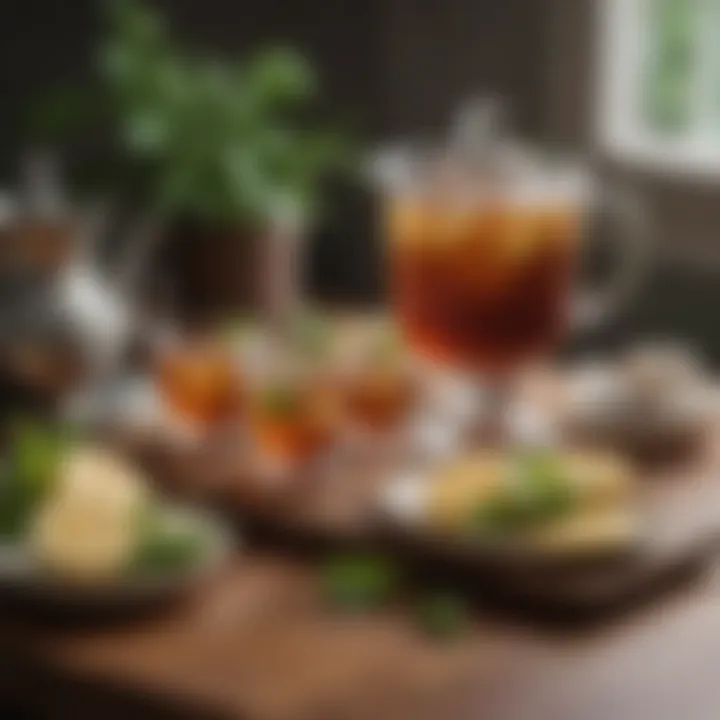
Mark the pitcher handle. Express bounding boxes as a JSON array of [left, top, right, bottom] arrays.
[[573, 182, 651, 330]]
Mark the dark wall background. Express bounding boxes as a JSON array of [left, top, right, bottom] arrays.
[[0, 0, 548, 302], [0, 0, 549, 156], [3, 0, 720, 361]]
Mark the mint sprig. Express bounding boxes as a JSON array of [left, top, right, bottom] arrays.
[[473, 451, 576, 534], [322, 554, 401, 613], [416, 591, 470, 640]]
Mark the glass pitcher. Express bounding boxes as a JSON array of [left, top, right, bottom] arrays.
[[371, 100, 650, 446]]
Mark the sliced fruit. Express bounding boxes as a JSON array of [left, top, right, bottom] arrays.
[[30, 493, 137, 582]]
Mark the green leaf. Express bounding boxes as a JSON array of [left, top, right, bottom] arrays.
[[124, 109, 170, 153], [416, 592, 470, 640], [133, 508, 207, 574], [322, 554, 400, 613], [0, 421, 69, 539], [259, 385, 302, 419], [222, 145, 279, 220], [106, 0, 166, 53], [244, 46, 317, 111], [516, 451, 576, 519], [291, 307, 332, 359], [473, 451, 576, 534], [12, 420, 66, 497], [43, 0, 357, 221], [0, 466, 29, 540]]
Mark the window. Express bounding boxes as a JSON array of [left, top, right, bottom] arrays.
[[598, 0, 720, 174]]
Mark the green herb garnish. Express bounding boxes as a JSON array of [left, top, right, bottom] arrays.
[[292, 308, 332, 360], [322, 554, 400, 613], [134, 509, 207, 574], [0, 420, 69, 539], [260, 385, 302, 418], [473, 451, 576, 535], [518, 451, 576, 520]]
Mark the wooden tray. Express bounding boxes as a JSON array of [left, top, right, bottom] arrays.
[[126, 422, 720, 620]]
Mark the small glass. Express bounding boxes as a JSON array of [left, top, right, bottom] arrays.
[[334, 322, 418, 435], [246, 362, 342, 470], [342, 365, 417, 433], [157, 337, 243, 427]]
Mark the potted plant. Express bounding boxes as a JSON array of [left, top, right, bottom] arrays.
[[34, 0, 352, 327]]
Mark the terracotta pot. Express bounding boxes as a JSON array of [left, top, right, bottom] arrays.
[[160, 218, 305, 328]]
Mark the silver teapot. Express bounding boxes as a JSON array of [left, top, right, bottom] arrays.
[[0, 152, 161, 414]]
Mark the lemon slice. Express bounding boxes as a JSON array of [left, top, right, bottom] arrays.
[[31, 446, 151, 583], [31, 494, 137, 582]]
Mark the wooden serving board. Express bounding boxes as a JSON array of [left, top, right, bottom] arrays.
[[126, 422, 720, 621]]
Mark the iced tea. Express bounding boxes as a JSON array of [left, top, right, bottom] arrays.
[[342, 366, 417, 431], [389, 198, 581, 372], [248, 379, 341, 465], [158, 341, 243, 425]]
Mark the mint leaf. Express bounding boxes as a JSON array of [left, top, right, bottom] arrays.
[[322, 554, 400, 613], [260, 385, 302, 419], [473, 451, 575, 534], [0, 421, 69, 539], [292, 308, 331, 360], [515, 450, 575, 521], [416, 592, 470, 640], [133, 509, 207, 574]]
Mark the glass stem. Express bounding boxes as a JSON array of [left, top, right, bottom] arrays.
[[470, 374, 514, 448]]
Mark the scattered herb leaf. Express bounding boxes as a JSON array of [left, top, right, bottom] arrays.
[[292, 308, 331, 360], [0, 420, 69, 539], [322, 554, 400, 613], [134, 508, 207, 574], [260, 385, 302, 418], [416, 591, 470, 640]]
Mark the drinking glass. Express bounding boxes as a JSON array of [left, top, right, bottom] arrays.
[[245, 353, 343, 471], [157, 337, 243, 428]]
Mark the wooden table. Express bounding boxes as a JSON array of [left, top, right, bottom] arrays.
[[2, 549, 720, 720], [6, 312, 720, 719]]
